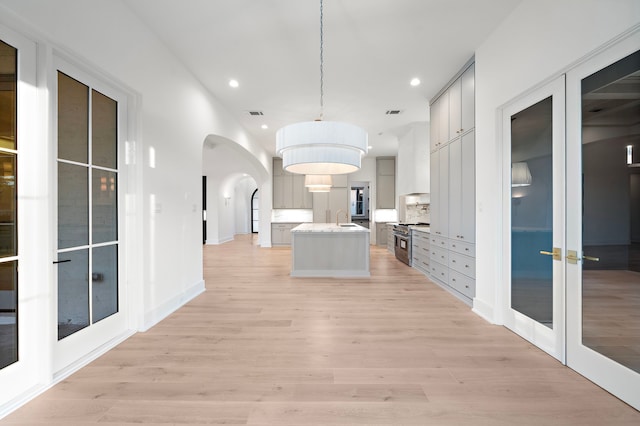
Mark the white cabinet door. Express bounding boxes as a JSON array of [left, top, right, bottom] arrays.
[[461, 64, 475, 134], [273, 175, 285, 208], [282, 174, 293, 207], [376, 175, 395, 209], [430, 149, 440, 234], [292, 174, 312, 208], [430, 98, 440, 152], [312, 192, 329, 223], [460, 131, 475, 243], [448, 137, 462, 240], [448, 78, 461, 141], [437, 144, 449, 238], [438, 91, 449, 146]]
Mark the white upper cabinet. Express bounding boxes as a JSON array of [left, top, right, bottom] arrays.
[[460, 63, 475, 135], [448, 77, 462, 140]]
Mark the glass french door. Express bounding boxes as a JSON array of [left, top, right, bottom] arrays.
[[54, 61, 127, 373], [566, 34, 640, 410], [503, 76, 566, 361]]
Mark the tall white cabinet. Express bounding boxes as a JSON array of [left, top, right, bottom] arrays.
[[429, 60, 475, 305]]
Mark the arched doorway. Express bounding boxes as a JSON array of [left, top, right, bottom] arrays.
[[251, 189, 259, 234]]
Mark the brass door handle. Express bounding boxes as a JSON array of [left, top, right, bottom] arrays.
[[539, 247, 561, 261], [566, 250, 599, 264]]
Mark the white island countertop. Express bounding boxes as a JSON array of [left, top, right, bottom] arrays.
[[291, 223, 370, 233]]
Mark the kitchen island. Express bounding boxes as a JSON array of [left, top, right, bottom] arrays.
[[290, 223, 370, 277]]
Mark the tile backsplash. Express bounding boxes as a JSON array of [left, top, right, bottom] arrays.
[[405, 203, 430, 224]]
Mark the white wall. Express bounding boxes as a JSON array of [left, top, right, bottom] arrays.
[[0, 0, 272, 412], [474, 0, 640, 322], [234, 177, 257, 235], [203, 141, 270, 245]]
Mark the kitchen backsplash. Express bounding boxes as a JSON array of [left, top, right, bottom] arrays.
[[271, 209, 313, 223], [405, 203, 430, 224]]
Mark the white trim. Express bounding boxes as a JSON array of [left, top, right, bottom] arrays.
[[565, 27, 640, 412], [471, 298, 495, 324], [141, 280, 205, 332]]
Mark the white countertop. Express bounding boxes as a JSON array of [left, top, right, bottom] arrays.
[[291, 223, 370, 233], [410, 225, 430, 233]]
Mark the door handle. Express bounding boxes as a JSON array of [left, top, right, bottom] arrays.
[[539, 247, 561, 261], [567, 250, 600, 264], [53, 259, 71, 264]]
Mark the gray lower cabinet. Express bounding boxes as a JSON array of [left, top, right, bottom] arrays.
[[352, 219, 370, 229], [386, 224, 395, 253], [429, 234, 475, 304], [411, 229, 430, 275], [271, 223, 300, 246], [376, 222, 387, 246]]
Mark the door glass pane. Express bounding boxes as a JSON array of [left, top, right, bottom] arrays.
[[511, 97, 553, 328], [0, 153, 16, 257], [92, 245, 118, 323], [58, 249, 89, 340], [0, 40, 17, 370], [0, 40, 16, 151], [91, 89, 117, 169], [581, 49, 640, 373], [0, 260, 17, 369], [58, 162, 88, 249], [92, 169, 117, 244], [58, 72, 88, 163]]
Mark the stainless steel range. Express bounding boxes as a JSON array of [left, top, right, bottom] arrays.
[[393, 223, 429, 266]]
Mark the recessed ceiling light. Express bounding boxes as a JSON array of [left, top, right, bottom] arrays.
[[261, 124, 268, 129], [229, 79, 239, 88], [410, 78, 421, 86], [368, 145, 373, 150]]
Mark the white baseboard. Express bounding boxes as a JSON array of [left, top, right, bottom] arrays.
[[472, 297, 496, 324], [0, 329, 135, 421], [205, 236, 234, 245], [142, 279, 205, 331]]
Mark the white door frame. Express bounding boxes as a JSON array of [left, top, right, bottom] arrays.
[[501, 76, 566, 362], [51, 55, 132, 377], [565, 28, 640, 411]]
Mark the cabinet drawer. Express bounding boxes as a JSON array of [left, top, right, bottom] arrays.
[[430, 235, 448, 249], [413, 243, 431, 258], [412, 252, 430, 272], [430, 245, 448, 264], [449, 270, 475, 299], [430, 260, 448, 284], [412, 231, 431, 245], [449, 239, 475, 257], [449, 251, 475, 279]]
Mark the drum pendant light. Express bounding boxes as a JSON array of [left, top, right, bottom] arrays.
[[276, 0, 368, 175]]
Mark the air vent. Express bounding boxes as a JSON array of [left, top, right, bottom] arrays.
[[247, 111, 264, 116], [385, 110, 402, 115]]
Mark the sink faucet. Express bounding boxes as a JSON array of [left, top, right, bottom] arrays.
[[336, 209, 348, 225]]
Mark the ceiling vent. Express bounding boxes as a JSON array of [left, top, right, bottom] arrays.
[[247, 111, 264, 116], [385, 110, 402, 115]]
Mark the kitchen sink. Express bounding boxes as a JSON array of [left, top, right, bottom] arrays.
[[340, 224, 357, 227]]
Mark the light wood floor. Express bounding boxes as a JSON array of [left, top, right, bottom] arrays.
[[3, 234, 639, 425]]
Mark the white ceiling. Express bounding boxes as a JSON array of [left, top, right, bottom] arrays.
[[122, 0, 522, 157]]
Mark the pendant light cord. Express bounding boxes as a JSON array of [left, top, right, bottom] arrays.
[[319, 0, 324, 121]]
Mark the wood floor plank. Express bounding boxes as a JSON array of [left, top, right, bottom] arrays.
[[3, 235, 639, 424]]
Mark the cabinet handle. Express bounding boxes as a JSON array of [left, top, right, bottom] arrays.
[[465, 265, 469, 268], [452, 278, 456, 282], [465, 285, 469, 288], [452, 259, 456, 263]]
